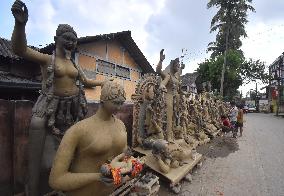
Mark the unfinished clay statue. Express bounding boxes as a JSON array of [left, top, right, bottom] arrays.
[[151, 139, 194, 174], [188, 100, 210, 144], [49, 81, 127, 196], [156, 49, 184, 141], [175, 94, 199, 148], [11, 1, 107, 195], [131, 73, 165, 149]]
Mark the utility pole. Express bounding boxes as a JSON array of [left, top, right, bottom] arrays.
[[220, 27, 230, 97], [255, 82, 259, 112]]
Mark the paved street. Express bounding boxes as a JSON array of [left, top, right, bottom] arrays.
[[160, 113, 284, 196]]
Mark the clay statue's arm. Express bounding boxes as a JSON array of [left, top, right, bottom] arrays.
[[160, 74, 170, 89], [157, 157, 170, 174], [156, 61, 166, 79], [75, 64, 104, 87], [11, 1, 50, 65], [49, 126, 101, 191], [151, 119, 163, 134], [156, 49, 166, 79]]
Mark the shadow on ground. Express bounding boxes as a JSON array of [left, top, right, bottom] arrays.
[[197, 136, 239, 159]]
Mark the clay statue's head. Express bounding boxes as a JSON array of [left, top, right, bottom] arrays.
[[144, 83, 155, 100], [100, 81, 126, 114], [170, 58, 180, 73], [54, 24, 77, 51]]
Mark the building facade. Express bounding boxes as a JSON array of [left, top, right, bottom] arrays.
[[181, 72, 198, 94], [42, 31, 154, 102], [268, 52, 284, 113]]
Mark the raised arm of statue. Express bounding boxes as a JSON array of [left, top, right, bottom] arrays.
[[49, 126, 101, 191], [11, 0, 50, 65], [156, 49, 166, 79], [74, 63, 113, 87], [160, 74, 170, 92]]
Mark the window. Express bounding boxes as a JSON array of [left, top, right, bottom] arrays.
[[116, 65, 130, 79], [96, 60, 116, 76], [96, 59, 131, 80]]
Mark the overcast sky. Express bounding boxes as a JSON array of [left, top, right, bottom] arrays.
[[1, 0, 284, 95]]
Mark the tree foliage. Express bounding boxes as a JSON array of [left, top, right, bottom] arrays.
[[196, 0, 270, 99], [207, 0, 255, 58], [196, 50, 270, 99]]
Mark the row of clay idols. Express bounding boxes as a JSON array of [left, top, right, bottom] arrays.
[[132, 69, 230, 174]]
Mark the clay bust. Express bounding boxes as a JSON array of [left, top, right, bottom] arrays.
[[11, 1, 107, 195], [49, 81, 127, 196]]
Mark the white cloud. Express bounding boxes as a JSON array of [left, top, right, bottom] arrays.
[[4, 0, 284, 97]]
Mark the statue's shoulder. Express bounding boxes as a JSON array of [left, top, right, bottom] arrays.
[[114, 117, 126, 130], [68, 116, 94, 134]]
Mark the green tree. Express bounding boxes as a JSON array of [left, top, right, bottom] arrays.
[[196, 49, 270, 99], [197, 50, 242, 99], [207, 0, 255, 96], [207, 0, 255, 56]]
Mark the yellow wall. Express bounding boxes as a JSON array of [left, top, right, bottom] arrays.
[[77, 40, 142, 101]]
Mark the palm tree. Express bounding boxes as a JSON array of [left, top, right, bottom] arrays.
[[207, 0, 255, 97]]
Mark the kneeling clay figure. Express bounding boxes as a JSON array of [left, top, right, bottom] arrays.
[[152, 139, 193, 174]]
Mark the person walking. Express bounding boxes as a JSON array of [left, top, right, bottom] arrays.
[[237, 105, 244, 137]]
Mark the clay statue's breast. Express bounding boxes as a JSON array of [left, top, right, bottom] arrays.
[[54, 60, 78, 78], [78, 120, 127, 157]]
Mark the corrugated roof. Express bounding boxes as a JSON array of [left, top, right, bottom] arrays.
[[41, 31, 154, 73]]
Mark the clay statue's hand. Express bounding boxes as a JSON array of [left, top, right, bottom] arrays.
[[181, 62, 185, 70], [100, 174, 114, 186], [11, 0, 28, 24], [160, 49, 165, 62], [159, 84, 167, 93], [100, 78, 114, 87]]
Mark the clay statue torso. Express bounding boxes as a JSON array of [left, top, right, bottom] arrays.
[[166, 73, 180, 94], [67, 116, 127, 196], [53, 57, 80, 96]]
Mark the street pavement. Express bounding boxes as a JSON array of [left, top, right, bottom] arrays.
[[159, 113, 284, 196]]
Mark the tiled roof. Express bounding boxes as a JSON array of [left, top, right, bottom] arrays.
[[0, 71, 41, 89], [41, 31, 154, 73], [0, 37, 40, 61], [0, 38, 20, 60]]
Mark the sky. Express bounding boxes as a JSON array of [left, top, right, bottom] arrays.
[[1, 0, 284, 96]]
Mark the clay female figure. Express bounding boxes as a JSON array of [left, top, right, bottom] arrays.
[[156, 49, 184, 141], [140, 84, 165, 148], [11, 1, 106, 195], [49, 81, 127, 196]]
